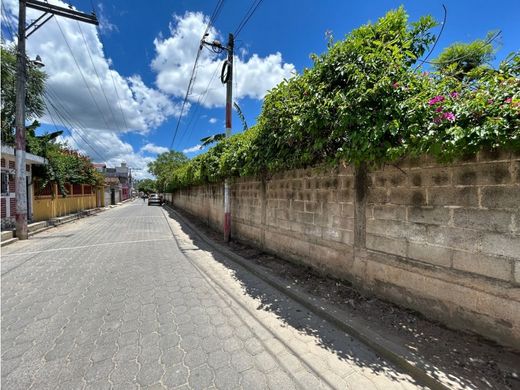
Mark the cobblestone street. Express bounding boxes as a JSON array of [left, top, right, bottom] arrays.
[[1, 201, 425, 389]]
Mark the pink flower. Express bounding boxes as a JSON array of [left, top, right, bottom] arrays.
[[488, 99, 494, 104], [392, 82, 399, 89], [428, 95, 445, 105], [505, 97, 512, 103], [443, 112, 456, 122], [450, 91, 459, 98], [435, 106, 443, 112]]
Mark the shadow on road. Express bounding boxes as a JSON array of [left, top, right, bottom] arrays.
[[163, 207, 430, 389], [163, 205, 520, 390]]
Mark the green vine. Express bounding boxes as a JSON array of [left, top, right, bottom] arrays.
[[166, 7, 519, 191]]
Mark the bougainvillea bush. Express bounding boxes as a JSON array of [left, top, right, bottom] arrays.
[[166, 7, 519, 191]]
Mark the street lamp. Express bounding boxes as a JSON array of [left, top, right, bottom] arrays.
[[31, 54, 45, 68]]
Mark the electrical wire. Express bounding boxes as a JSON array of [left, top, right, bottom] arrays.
[[234, 0, 264, 38], [414, 4, 447, 70], [169, 0, 226, 150], [1, 2, 17, 40], [44, 84, 116, 162], [44, 90, 108, 162], [54, 16, 113, 131], [91, 17, 131, 131], [177, 61, 222, 147], [76, 20, 119, 128], [423, 30, 502, 66]]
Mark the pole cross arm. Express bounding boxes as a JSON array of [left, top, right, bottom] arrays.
[[26, 0, 99, 25]]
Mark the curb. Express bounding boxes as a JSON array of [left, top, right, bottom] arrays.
[[1, 237, 18, 247], [163, 203, 452, 390], [1, 207, 107, 247]]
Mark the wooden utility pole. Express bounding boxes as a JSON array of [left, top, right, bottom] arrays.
[[223, 33, 234, 242], [202, 33, 234, 242], [14, 0, 98, 239]]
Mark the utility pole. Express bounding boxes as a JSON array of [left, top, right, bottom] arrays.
[[202, 33, 234, 242], [14, 0, 98, 239]]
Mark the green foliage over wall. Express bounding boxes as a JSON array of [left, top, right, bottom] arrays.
[[166, 7, 520, 191]]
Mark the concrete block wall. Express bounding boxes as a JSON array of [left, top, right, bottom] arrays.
[[169, 150, 520, 348]]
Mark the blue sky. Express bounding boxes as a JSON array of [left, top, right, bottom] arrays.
[[2, 0, 519, 178]]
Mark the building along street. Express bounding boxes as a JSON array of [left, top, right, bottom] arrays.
[[1, 200, 425, 389]]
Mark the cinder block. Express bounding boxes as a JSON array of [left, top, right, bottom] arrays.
[[296, 212, 314, 225], [481, 232, 520, 259], [304, 224, 322, 238], [423, 168, 451, 187], [367, 188, 388, 204], [388, 188, 427, 206], [425, 225, 480, 252], [373, 205, 407, 221], [322, 227, 342, 242], [515, 261, 520, 284], [341, 229, 354, 245], [452, 250, 513, 282], [305, 201, 320, 213], [373, 171, 408, 188], [453, 162, 511, 186], [366, 219, 427, 240], [366, 233, 407, 257], [453, 208, 513, 232], [481, 186, 520, 209], [428, 187, 479, 207], [291, 200, 305, 212], [341, 203, 354, 217], [408, 206, 450, 225], [407, 241, 452, 267], [332, 215, 354, 230]]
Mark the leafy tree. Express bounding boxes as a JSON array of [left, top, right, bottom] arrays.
[[1, 44, 46, 144], [136, 178, 157, 194], [432, 32, 497, 80], [147, 150, 188, 191], [33, 142, 103, 196]]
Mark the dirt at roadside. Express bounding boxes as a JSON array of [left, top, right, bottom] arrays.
[[178, 208, 520, 390]]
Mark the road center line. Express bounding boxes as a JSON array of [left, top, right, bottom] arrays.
[[1, 237, 173, 257]]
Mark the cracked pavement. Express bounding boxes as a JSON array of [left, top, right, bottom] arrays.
[[1, 200, 426, 389]]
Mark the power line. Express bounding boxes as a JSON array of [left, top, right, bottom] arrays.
[[1, 2, 17, 40], [54, 16, 113, 131], [44, 90, 107, 161], [423, 30, 502, 66], [43, 84, 116, 162], [89, 13, 131, 131], [177, 60, 222, 147], [44, 92, 101, 161], [76, 20, 119, 129], [414, 4, 447, 70], [234, 0, 264, 38], [169, 0, 226, 150]]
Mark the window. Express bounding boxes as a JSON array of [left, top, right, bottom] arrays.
[[1, 172, 9, 195]]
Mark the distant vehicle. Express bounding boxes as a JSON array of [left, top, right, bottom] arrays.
[[148, 194, 161, 206]]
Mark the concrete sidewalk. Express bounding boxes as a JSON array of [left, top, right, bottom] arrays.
[[0, 198, 139, 247]]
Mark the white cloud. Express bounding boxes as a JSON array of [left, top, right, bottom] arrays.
[[152, 11, 296, 107], [2, 0, 184, 176], [182, 144, 202, 154], [141, 143, 169, 155], [58, 129, 155, 179], [3, 0, 180, 135], [209, 117, 218, 124]]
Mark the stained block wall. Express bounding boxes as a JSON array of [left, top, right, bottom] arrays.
[[168, 150, 520, 348]]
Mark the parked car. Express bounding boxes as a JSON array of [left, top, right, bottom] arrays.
[[148, 194, 162, 206]]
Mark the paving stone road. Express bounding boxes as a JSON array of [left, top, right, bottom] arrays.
[[1, 201, 427, 389]]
